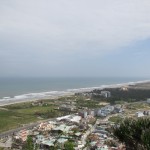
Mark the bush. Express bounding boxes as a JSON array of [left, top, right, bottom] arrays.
[[113, 117, 150, 150]]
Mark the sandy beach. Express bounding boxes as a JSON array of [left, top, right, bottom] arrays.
[[0, 80, 150, 107], [0, 93, 74, 107], [128, 82, 150, 89]]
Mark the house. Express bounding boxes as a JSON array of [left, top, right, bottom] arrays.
[[136, 112, 144, 117], [143, 110, 150, 115], [114, 105, 123, 113], [96, 105, 114, 117], [38, 122, 54, 131], [103, 105, 114, 112], [57, 138, 68, 149], [14, 129, 29, 142], [56, 115, 82, 124]]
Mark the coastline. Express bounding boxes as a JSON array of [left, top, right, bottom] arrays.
[[0, 80, 150, 107]]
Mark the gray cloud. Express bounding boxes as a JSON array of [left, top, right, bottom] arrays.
[[0, 0, 150, 77]]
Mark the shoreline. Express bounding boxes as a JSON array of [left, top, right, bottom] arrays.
[[0, 80, 150, 107], [0, 93, 74, 107]]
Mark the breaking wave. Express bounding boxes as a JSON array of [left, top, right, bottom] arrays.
[[0, 80, 149, 105]]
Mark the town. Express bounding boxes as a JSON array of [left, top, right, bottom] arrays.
[[0, 87, 150, 150]]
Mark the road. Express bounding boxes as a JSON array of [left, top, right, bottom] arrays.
[[0, 113, 78, 139], [0, 118, 55, 139]]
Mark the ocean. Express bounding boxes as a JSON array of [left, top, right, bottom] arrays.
[[0, 77, 149, 100]]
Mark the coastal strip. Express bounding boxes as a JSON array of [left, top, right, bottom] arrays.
[[0, 80, 150, 106]]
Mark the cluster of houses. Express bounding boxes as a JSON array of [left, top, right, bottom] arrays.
[[95, 105, 123, 117], [136, 110, 150, 118], [77, 104, 123, 119], [13, 106, 124, 150], [132, 98, 150, 118], [88, 121, 125, 150], [11, 104, 125, 150], [12, 113, 95, 150], [1, 92, 129, 150]]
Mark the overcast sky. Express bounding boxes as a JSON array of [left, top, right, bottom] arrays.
[[0, 0, 150, 78]]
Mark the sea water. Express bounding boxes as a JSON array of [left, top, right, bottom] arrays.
[[0, 77, 149, 101]]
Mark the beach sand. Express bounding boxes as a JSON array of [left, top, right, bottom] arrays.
[[128, 82, 150, 90], [0, 80, 150, 107], [0, 93, 74, 107]]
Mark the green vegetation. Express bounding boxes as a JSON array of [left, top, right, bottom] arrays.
[[107, 88, 150, 101], [93, 88, 150, 104], [127, 103, 149, 109], [0, 109, 37, 132], [108, 116, 123, 123], [64, 141, 75, 150], [76, 97, 100, 108], [0, 99, 71, 133], [23, 136, 34, 150], [113, 117, 150, 150]]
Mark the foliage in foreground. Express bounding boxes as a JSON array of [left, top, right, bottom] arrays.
[[64, 141, 75, 150], [113, 117, 150, 150], [23, 136, 34, 150]]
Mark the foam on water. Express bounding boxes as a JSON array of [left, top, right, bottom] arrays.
[[0, 80, 149, 104]]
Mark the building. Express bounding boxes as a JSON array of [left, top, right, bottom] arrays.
[[101, 91, 111, 98], [96, 105, 114, 117], [78, 110, 88, 118], [38, 122, 54, 131], [14, 129, 29, 142], [114, 105, 123, 113], [136, 112, 144, 117], [147, 98, 150, 104], [120, 87, 128, 91]]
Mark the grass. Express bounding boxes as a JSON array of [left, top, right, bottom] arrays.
[[0, 101, 70, 133], [0, 109, 38, 133], [76, 97, 100, 108], [108, 116, 123, 123], [15, 105, 53, 114]]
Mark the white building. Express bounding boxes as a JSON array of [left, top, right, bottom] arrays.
[[147, 98, 150, 104], [101, 91, 111, 98], [136, 112, 144, 117]]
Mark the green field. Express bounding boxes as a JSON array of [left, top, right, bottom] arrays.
[[0, 109, 37, 132], [0, 100, 70, 133]]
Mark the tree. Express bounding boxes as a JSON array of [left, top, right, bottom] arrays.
[[64, 141, 74, 150], [24, 136, 34, 150], [141, 129, 150, 150], [113, 117, 150, 150]]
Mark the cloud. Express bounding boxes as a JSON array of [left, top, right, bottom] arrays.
[[0, 0, 150, 52], [0, 0, 150, 77]]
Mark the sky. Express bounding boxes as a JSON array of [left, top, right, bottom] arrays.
[[0, 0, 150, 78]]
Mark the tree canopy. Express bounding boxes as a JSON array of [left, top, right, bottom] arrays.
[[113, 117, 150, 150], [64, 141, 74, 150]]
